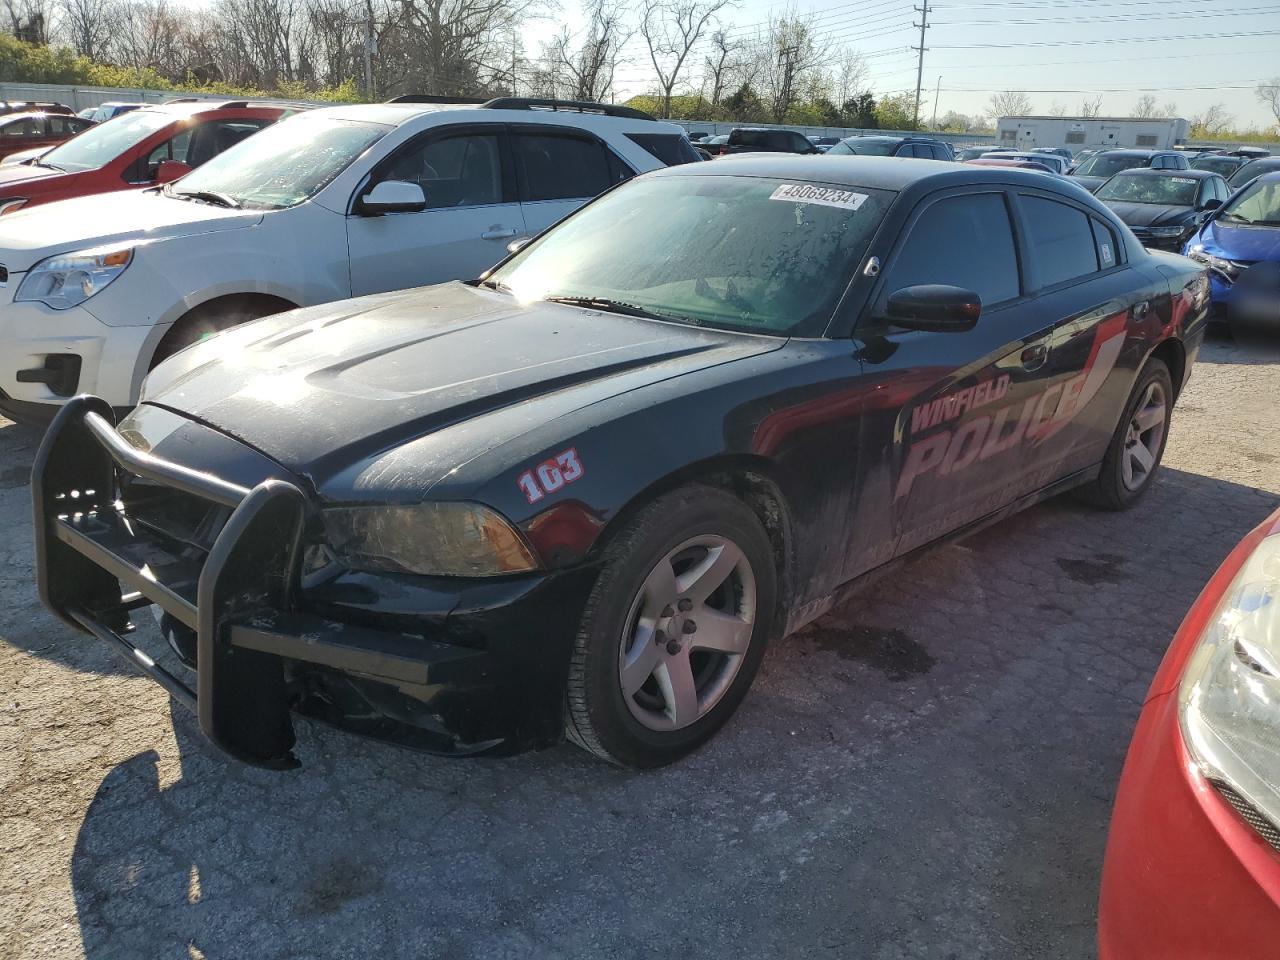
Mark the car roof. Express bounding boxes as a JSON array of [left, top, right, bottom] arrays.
[[1098, 149, 1168, 158], [1111, 167, 1218, 179], [298, 101, 681, 131], [649, 153, 1083, 193]]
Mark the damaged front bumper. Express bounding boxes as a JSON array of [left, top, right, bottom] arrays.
[[33, 396, 594, 769]]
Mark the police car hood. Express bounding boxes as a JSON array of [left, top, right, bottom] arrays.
[[0, 189, 261, 272], [1103, 200, 1195, 227], [141, 282, 784, 490]]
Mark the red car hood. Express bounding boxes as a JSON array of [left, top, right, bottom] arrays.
[[0, 161, 63, 194]]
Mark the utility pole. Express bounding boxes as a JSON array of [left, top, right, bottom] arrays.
[[912, 0, 930, 130], [931, 74, 941, 129], [362, 0, 375, 99]]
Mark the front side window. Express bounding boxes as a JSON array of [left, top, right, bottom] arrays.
[[1228, 160, 1280, 188], [516, 133, 618, 202], [1021, 196, 1099, 287], [1217, 179, 1280, 226], [1, 117, 35, 137], [40, 109, 175, 171], [1096, 175, 1199, 206], [883, 193, 1021, 308], [169, 116, 386, 210], [382, 132, 502, 209], [489, 174, 896, 337], [1192, 156, 1241, 176]]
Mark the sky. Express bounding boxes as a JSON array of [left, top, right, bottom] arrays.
[[524, 0, 1280, 130]]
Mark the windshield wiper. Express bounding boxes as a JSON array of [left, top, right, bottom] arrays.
[[31, 159, 64, 171], [543, 296, 679, 323], [169, 189, 240, 209], [480, 278, 511, 292], [1220, 213, 1254, 224]]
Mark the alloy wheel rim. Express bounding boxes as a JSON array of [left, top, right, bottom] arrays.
[[618, 535, 757, 732], [1122, 381, 1167, 492]]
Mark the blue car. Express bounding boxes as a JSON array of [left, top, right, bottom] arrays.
[[1184, 171, 1280, 329]]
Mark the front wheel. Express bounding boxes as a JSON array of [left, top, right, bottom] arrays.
[[1074, 357, 1173, 510], [565, 484, 778, 768]]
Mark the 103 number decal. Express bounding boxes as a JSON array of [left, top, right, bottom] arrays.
[[517, 448, 584, 503]]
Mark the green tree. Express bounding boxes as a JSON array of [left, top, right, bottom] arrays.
[[841, 92, 877, 128], [874, 91, 917, 131]]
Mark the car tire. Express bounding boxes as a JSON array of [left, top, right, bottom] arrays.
[[1073, 357, 1173, 510], [149, 297, 288, 371], [564, 484, 778, 768]]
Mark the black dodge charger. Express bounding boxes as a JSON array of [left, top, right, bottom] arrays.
[[33, 157, 1209, 769]]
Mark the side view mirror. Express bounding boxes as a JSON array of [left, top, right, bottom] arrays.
[[885, 284, 981, 332], [359, 179, 427, 216], [1198, 197, 1222, 212], [155, 159, 191, 184], [506, 236, 533, 255]]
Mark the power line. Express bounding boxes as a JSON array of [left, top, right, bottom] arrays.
[[935, 4, 1280, 24], [935, 80, 1271, 93], [932, 29, 1280, 48]]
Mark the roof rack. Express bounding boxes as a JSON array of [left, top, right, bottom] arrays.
[[386, 94, 484, 105], [214, 99, 315, 111], [164, 97, 202, 104], [480, 97, 655, 121]]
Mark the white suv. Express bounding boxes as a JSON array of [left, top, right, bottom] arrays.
[[0, 97, 698, 421]]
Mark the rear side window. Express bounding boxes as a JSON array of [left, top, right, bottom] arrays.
[[884, 193, 1021, 308], [2, 118, 36, 137], [729, 129, 766, 147], [625, 133, 700, 166], [1091, 218, 1118, 270], [1021, 196, 1099, 287], [789, 133, 811, 152], [516, 133, 623, 201]]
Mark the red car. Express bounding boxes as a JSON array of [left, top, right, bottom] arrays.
[[0, 112, 93, 161], [1099, 504, 1280, 959], [0, 99, 301, 216]]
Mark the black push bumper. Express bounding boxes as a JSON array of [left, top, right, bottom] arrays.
[[32, 396, 515, 769]]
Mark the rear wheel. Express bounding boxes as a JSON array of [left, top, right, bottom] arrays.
[[1074, 357, 1172, 510], [565, 484, 777, 768]]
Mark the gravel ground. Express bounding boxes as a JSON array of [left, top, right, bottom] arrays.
[[2, 334, 1278, 960]]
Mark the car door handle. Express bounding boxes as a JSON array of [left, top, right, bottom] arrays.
[[481, 228, 519, 240], [1021, 343, 1049, 371]]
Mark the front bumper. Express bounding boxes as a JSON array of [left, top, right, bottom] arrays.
[[1098, 690, 1280, 959], [33, 396, 595, 768], [0, 296, 159, 416]]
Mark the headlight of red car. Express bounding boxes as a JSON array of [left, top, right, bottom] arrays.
[[1180, 526, 1280, 823]]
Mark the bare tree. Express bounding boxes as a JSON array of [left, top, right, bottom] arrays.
[[1191, 102, 1234, 137], [1161, 101, 1179, 119], [3, 0, 54, 43], [542, 0, 629, 102], [1079, 94, 1104, 118], [1257, 77, 1280, 128], [393, 0, 540, 97], [833, 45, 867, 106], [701, 28, 739, 109], [1047, 100, 1068, 118], [59, 0, 113, 59], [110, 0, 184, 74], [640, 0, 733, 118], [1132, 94, 1158, 119], [986, 90, 1032, 120], [758, 13, 828, 122]]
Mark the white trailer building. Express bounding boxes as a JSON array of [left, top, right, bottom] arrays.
[[995, 116, 1191, 150]]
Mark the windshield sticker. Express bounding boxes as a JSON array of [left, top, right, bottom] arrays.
[[1100, 242, 1114, 266], [770, 183, 869, 210], [1171, 177, 1196, 184]]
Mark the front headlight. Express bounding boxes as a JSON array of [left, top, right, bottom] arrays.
[[1187, 246, 1239, 280], [1147, 225, 1187, 238], [15, 245, 134, 309], [0, 198, 27, 216], [1179, 529, 1280, 828], [321, 502, 539, 577]]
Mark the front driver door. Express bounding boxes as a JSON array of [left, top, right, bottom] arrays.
[[848, 188, 1057, 575], [347, 124, 526, 296]]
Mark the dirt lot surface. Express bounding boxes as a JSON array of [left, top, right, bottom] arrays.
[[2, 334, 1278, 960]]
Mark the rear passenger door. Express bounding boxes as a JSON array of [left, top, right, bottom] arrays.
[[513, 126, 633, 237], [347, 124, 525, 295], [850, 188, 1058, 570], [1011, 191, 1143, 479]]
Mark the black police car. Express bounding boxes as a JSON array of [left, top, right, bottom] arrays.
[[1095, 168, 1231, 251], [34, 157, 1208, 770]]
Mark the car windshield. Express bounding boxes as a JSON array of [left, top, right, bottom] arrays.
[[1217, 179, 1280, 226], [1191, 156, 1240, 175], [1228, 159, 1280, 188], [1096, 174, 1199, 205], [169, 116, 386, 210], [39, 109, 173, 171], [835, 137, 898, 156], [1075, 154, 1148, 177], [488, 174, 895, 337]]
